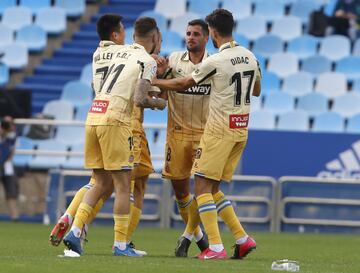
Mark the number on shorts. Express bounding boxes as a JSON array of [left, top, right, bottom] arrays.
[[166, 147, 171, 161], [128, 136, 134, 150]]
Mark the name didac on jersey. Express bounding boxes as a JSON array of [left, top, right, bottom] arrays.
[[176, 84, 211, 96]]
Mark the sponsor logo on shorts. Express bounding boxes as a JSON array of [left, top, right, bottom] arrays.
[[229, 114, 249, 129], [128, 155, 134, 163], [89, 100, 109, 113], [177, 84, 211, 95], [195, 148, 202, 159]]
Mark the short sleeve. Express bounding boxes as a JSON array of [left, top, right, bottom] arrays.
[[139, 57, 157, 82], [191, 57, 217, 84]]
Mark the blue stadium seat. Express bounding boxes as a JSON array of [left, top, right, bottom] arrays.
[[0, 43, 28, 69], [255, 54, 267, 73], [144, 108, 167, 124], [42, 100, 74, 120], [55, 126, 85, 144], [0, 24, 14, 46], [253, 34, 283, 58], [169, 12, 200, 38], [160, 30, 184, 56], [0, 63, 9, 86], [353, 78, 360, 92], [74, 103, 90, 121], [277, 110, 309, 131], [1, 6, 32, 31], [236, 16, 267, 40], [301, 55, 331, 75], [250, 96, 262, 111], [263, 92, 295, 114], [139, 10, 168, 31], [312, 112, 345, 132], [290, 0, 319, 23], [79, 63, 92, 85], [268, 53, 299, 77], [315, 72, 347, 98], [155, 0, 186, 19], [222, 0, 251, 20], [35, 7, 66, 34], [319, 35, 350, 61], [20, 0, 51, 15], [60, 81, 93, 107], [0, 0, 16, 15], [254, 1, 285, 21], [346, 114, 360, 133], [188, 0, 219, 17], [28, 139, 68, 169], [125, 27, 134, 44], [262, 72, 281, 94], [13, 136, 34, 168], [282, 72, 313, 96], [271, 16, 302, 41], [335, 56, 360, 81], [249, 110, 276, 130], [332, 93, 360, 118], [55, 0, 85, 18], [287, 35, 319, 59], [16, 25, 47, 52], [297, 93, 328, 116], [353, 38, 360, 56], [234, 33, 250, 48]]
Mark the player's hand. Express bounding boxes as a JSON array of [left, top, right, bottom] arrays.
[[156, 58, 169, 78], [155, 98, 167, 110]]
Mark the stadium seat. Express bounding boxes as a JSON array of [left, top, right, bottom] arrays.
[[290, 0, 320, 23], [353, 38, 360, 56], [74, 103, 90, 121], [319, 35, 350, 61], [16, 25, 47, 52], [255, 54, 267, 73], [139, 10, 168, 31], [55, 126, 85, 144], [188, 0, 219, 17], [262, 72, 281, 95], [353, 78, 360, 92], [263, 92, 295, 114], [332, 93, 360, 118], [20, 0, 51, 15], [271, 16, 302, 41], [125, 27, 134, 44], [28, 139, 68, 169], [0, 43, 28, 69], [0, 63, 9, 86], [35, 7, 66, 34], [312, 112, 345, 132], [144, 108, 167, 124], [277, 110, 309, 131], [253, 34, 284, 58], [287, 35, 319, 59], [62, 142, 84, 169], [236, 17, 267, 40], [297, 93, 328, 116], [55, 0, 85, 18], [250, 96, 262, 111], [169, 12, 200, 38], [80, 63, 92, 86], [346, 113, 360, 133], [0, 0, 16, 15], [248, 110, 276, 130], [222, 0, 251, 20], [254, 1, 285, 21], [0, 24, 14, 46], [282, 72, 313, 96], [13, 136, 34, 168], [160, 30, 184, 56], [301, 55, 331, 75], [155, 0, 186, 19], [335, 56, 360, 81], [60, 81, 93, 107], [268, 53, 299, 77], [234, 33, 250, 48], [42, 100, 74, 120], [1, 6, 32, 31], [315, 72, 347, 98]]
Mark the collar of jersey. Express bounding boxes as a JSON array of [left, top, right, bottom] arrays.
[[219, 41, 239, 52], [131, 43, 146, 51], [99, 40, 117, 47], [181, 49, 209, 62]]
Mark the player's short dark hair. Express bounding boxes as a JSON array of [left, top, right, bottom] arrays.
[[205, 9, 234, 37], [134, 17, 159, 38], [96, 14, 123, 40], [188, 19, 209, 36]]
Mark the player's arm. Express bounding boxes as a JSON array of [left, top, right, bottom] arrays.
[[152, 75, 196, 91], [134, 79, 167, 110], [252, 59, 262, 97]]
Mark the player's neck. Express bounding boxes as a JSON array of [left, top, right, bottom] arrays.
[[189, 50, 205, 65], [134, 38, 153, 54], [216, 36, 234, 49]]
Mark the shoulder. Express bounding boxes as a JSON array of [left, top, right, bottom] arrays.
[[168, 51, 187, 65]]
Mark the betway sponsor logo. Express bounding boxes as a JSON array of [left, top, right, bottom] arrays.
[[177, 84, 211, 95], [317, 140, 360, 179]]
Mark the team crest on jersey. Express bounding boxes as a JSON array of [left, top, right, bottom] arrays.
[[195, 148, 202, 159], [89, 100, 109, 113]]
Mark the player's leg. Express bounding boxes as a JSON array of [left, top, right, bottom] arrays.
[[2, 175, 19, 221]]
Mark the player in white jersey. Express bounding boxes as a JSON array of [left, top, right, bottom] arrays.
[[63, 15, 166, 257], [152, 9, 261, 260]]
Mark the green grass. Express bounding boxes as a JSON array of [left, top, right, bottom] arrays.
[[0, 223, 359, 273]]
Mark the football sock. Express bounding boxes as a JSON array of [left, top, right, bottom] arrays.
[[71, 202, 93, 238], [194, 229, 204, 242], [177, 195, 203, 239], [126, 205, 142, 242], [61, 213, 73, 226], [65, 178, 94, 219], [184, 196, 201, 236], [213, 191, 247, 241], [209, 243, 224, 252], [197, 193, 222, 245], [114, 214, 129, 246], [130, 180, 135, 204], [87, 197, 104, 224], [236, 235, 249, 245]]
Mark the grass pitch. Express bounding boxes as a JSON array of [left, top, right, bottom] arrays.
[[0, 222, 359, 273]]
